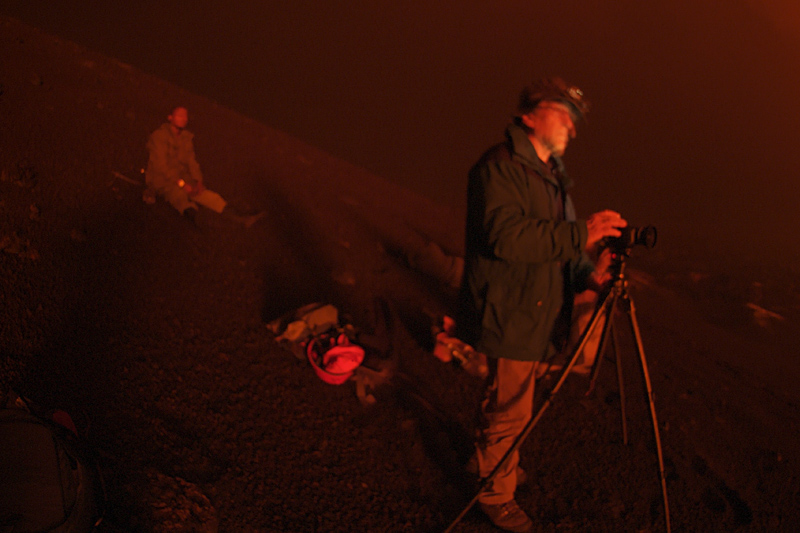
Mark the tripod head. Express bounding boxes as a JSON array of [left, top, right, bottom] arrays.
[[597, 225, 657, 299], [603, 224, 657, 280]]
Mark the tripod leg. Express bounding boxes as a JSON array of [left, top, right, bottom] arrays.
[[625, 296, 671, 533], [442, 290, 616, 533], [611, 321, 629, 445], [586, 302, 614, 395], [587, 308, 630, 446]]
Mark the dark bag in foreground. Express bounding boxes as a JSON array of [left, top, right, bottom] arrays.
[[0, 392, 105, 532]]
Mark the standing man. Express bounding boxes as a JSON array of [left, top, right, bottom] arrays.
[[145, 106, 263, 228], [457, 77, 626, 532]]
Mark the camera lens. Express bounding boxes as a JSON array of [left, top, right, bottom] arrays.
[[605, 225, 657, 252]]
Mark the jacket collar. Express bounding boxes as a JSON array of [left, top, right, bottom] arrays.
[[506, 122, 573, 190], [161, 122, 194, 141]]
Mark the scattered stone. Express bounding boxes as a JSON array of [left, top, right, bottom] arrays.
[[332, 269, 356, 286], [141, 469, 219, 533], [13, 161, 37, 188], [0, 233, 15, 253], [70, 228, 87, 242], [0, 231, 37, 259]]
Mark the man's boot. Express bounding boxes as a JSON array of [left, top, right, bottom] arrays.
[[183, 207, 199, 227], [479, 500, 533, 533], [222, 205, 265, 228]]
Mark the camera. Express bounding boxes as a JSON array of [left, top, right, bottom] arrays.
[[604, 225, 657, 253]]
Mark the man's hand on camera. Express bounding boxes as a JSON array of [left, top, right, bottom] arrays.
[[585, 210, 627, 252]]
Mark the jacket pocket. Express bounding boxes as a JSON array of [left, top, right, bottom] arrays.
[[481, 278, 547, 355]]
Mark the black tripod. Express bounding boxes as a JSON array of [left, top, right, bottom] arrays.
[[444, 250, 671, 533]]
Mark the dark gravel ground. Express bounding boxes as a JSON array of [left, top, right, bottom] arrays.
[[3, 16, 800, 532]]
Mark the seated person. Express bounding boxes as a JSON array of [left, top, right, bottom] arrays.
[[144, 106, 263, 228]]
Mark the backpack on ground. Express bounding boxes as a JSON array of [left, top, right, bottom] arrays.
[[0, 390, 105, 532]]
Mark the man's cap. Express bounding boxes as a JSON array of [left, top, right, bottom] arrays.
[[518, 77, 590, 121]]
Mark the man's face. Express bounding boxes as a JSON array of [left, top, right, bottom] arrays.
[[523, 101, 577, 158], [168, 107, 189, 130]]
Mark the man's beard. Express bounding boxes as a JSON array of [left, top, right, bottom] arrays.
[[547, 136, 568, 157]]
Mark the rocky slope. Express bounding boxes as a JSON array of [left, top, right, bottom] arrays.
[[2, 15, 799, 532]]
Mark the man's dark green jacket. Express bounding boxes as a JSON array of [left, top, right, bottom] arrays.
[[457, 122, 594, 361]]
